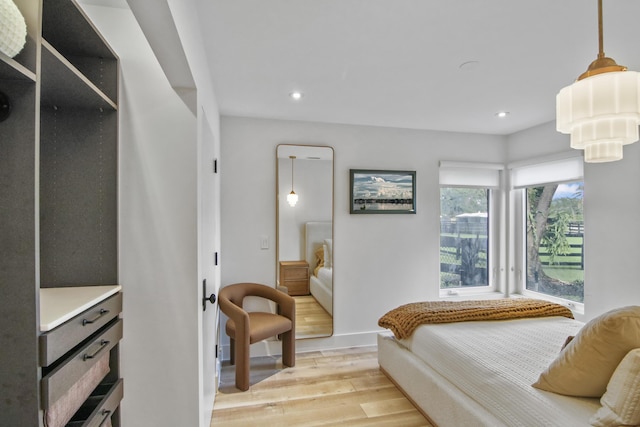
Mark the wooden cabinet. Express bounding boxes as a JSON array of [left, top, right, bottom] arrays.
[[280, 261, 310, 296], [0, 0, 120, 425]]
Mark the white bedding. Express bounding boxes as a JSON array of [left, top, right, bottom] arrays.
[[305, 222, 333, 315], [393, 316, 600, 426], [310, 267, 332, 315], [315, 266, 332, 289]]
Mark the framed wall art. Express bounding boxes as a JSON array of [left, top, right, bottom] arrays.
[[350, 169, 416, 214]]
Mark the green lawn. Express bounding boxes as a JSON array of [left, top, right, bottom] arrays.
[[539, 236, 584, 283]]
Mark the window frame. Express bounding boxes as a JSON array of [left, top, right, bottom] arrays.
[[510, 155, 585, 314], [438, 161, 505, 298]]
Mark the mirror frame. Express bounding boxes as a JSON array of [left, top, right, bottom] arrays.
[[276, 144, 334, 339]]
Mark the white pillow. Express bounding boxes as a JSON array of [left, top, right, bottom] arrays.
[[590, 348, 640, 427], [533, 306, 640, 397], [323, 239, 332, 268]]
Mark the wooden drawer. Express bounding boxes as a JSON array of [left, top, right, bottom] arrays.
[[285, 280, 309, 296], [283, 267, 308, 280], [40, 293, 122, 367], [67, 379, 123, 427], [41, 319, 123, 409], [280, 261, 309, 296]]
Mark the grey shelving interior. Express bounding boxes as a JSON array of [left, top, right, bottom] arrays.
[[42, 0, 118, 102], [39, 0, 118, 288], [0, 36, 39, 427], [0, 0, 120, 424]]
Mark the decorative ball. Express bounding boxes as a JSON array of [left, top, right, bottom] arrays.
[[0, 0, 27, 58]]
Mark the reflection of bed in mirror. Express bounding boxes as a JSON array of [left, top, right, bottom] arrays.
[[305, 221, 332, 316]]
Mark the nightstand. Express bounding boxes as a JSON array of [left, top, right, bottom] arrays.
[[279, 260, 309, 296]]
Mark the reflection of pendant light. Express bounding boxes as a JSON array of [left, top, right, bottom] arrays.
[[556, 0, 640, 163], [287, 155, 298, 207]]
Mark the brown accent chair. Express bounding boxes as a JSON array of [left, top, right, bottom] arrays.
[[219, 283, 295, 391]]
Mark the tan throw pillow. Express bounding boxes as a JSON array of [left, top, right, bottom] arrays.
[[315, 246, 325, 267], [533, 306, 640, 397], [589, 349, 640, 427]]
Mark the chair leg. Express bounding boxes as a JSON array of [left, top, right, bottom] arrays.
[[282, 330, 295, 367], [229, 338, 236, 366], [236, 337, 250, 391]]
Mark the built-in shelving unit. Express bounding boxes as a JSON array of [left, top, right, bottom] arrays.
[[0, 0, 121, 425]]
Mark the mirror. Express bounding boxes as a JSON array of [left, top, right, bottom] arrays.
[[276, 144, 334, 339]]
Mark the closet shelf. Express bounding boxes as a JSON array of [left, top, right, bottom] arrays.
[[43, 0, 116, 60], [42, 0, 118, 101], [40, 285, 121, 332], [0, 52, 36, 82], [40, 41, 117, 110]]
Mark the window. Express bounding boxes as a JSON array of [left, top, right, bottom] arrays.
[[439, 162, 502, 294], [440, 188, 490, 289], [525, 182, 584, 302], [511, 155, 584, 306]]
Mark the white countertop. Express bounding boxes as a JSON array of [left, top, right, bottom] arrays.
[[40, 285, 122, 332]]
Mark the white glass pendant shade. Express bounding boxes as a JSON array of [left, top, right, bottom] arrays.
[[287, 191, 298, 207], [557, 71, 640, 163], [0, 0, 27, 58]]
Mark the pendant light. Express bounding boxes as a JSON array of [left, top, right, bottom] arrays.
[[287, 155, 298, 207], [556, 0, 640, 163]]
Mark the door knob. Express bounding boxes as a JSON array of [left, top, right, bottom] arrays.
[[202, 293, 216, 311], [202, 279, 217, 311]]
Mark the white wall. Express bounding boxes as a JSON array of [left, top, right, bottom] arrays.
[[80, 5, 208, 427], [508, 122, 640, 320], [162, 2, 223, 425], [221, 116, 507, 352]]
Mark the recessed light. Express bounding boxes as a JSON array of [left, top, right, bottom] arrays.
[[495, 111, 510, 118], [289, 91, 304, 101]]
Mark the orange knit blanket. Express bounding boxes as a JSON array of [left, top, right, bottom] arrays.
[[378, 298, 574, 339]]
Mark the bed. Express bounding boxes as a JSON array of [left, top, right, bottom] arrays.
[[305, 221, 332, 315], [377, 300, 640, 427]]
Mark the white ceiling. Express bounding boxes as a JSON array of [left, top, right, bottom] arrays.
[[200, 0, 640, 135], [84, 0, 640, 136]]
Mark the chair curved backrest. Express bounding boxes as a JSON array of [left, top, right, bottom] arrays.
[[219, 283, 295, 391], [219, 282, 295, 320]]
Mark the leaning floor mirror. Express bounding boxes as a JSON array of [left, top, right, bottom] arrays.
[[276, 144, 334, 339]]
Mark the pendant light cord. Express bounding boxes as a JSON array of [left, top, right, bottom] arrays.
[[597, 0, 604, 59], [290, 156, 295, 192], [577, 0, 625, 80]]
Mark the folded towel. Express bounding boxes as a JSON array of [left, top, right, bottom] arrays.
[[44, 353, 110, 427]]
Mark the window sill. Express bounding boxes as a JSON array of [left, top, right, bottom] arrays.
[[439, 290, 584, 318], [513, 291, 585, 317], [439, 289, 505, 301]]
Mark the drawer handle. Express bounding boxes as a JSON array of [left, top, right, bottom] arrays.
[[98, 409, 112, 426], [83, 340, 110, 361], [82, 309, 110, 326]]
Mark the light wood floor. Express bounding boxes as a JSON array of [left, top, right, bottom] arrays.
[[211, 346, 433, 427], [295, 295, 332, 338]]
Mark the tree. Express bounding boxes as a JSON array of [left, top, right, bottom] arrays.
[[526, 185, 558, 290], [440, 188, 487, 219]]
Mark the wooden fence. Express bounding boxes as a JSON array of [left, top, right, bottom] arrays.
[[440, 220, 584, 285], [538, 221, 584, 268]]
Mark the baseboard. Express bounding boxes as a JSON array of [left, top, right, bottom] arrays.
[[218, 330, 380, 361]]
